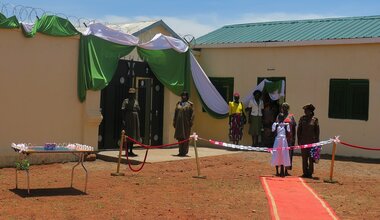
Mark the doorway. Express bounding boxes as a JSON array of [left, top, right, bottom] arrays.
[[136, 77, 164, 146], [257, 77, 286, 147], [98, 60, 164, 149]]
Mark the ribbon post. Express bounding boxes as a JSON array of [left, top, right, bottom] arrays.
[[324, 136, 339, 183], [192, 132, 206, 179], [111, 130, 125, 176]]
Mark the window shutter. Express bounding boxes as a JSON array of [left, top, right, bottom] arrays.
[[349, 80, 369, 120], [329, 79, 348, 119]]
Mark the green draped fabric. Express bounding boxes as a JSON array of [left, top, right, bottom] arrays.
[[78, 35, 135, 102], [264, 80, 282, 93], [137, 48, 191, 96], [22, 15, 80, 38], [0, 15, 20, 29], [0, 14, 79, 36]]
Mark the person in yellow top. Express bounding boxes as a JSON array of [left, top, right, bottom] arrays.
[[228, 92, 247, 145]]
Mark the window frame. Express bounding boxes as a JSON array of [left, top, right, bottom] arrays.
[[209, 77, 234, 103], [202, 77, 234, 113], [328, 78, 369, 121]]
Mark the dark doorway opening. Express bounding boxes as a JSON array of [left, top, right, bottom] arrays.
[[98, 60, 164, 149], [257, 77, 286, 148]]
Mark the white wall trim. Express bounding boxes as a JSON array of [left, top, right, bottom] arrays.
[[194, 37, 380, 49]]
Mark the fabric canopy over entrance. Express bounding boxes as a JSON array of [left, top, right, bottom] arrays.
[[78, 23, 191, 101], [1, 13, 285, 118]]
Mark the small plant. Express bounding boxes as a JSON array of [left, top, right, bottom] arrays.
[[15, 159, 30, 170]]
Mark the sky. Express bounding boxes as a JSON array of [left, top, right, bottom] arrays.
[[2, 0, 380, 38]]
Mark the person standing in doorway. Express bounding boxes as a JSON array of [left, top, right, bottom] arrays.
[[277, 102, 296, 176], [262, 102, 276, 148], [229, 92, 247, 146], [297, 104, 320, 178], [247, 90, 264, 146], [173, 91, 194, 157], [121, 88, 140, 157]]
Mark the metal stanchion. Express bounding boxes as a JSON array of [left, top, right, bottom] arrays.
[[324, 141, 338, 183], [192, 133, 206, 179], [111, 130, 125, 176]]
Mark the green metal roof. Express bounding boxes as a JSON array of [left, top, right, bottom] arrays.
[[195, 15, 380, 46]]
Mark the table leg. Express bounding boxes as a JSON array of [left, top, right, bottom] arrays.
[[15, 153, 31, 194], [80, 153, 88, 193], [71, 153, 89, 193], [15, 168, 18, 189], [26, 170, 30, 194], [70, 154, 81, 188], [15, 153, 21, 189]]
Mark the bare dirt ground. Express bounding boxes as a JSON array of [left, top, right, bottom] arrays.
[[0, 151, 379, 219]]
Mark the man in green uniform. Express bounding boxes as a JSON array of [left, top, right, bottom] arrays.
[[121, 88, 140, 157]]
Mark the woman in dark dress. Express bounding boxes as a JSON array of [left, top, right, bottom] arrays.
[[173, 91, 194, 156], [262, 102, 276, 148]]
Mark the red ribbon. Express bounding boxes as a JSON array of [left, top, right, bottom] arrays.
[[125, 136, 191, 149], [125, 149, 149, 172], [340, 141, 380, 151], [123, 136, 192, 172]]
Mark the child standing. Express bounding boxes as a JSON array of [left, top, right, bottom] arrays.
[[271, 113, 291, 177]]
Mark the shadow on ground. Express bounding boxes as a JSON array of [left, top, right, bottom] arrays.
[[96, 153, 145, 165], [313, 153, 379, 164], [10, 187, 86, 198]]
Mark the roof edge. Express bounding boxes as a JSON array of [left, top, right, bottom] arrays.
[[133, 19, 183, 41], [221, 15, 380, 28], [194, 37, 380, 49]]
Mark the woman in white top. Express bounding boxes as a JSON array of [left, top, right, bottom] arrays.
[[271, 113, 291, 177], [247, 90, 264, 146]]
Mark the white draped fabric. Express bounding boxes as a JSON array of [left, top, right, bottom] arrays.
[[190, 53, 286, 115], [20, 23, 34, 33], [242, 79, 285, 106], [190, 53, 229, 115], [83, 23, 139, 46], [83, 24, 188, 52], [139, 33, 188, 52], [81, 23, 284, 116]]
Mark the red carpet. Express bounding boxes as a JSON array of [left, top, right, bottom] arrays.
[[260, 177, 339, 220]]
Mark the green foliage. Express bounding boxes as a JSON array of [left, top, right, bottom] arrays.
[[15, 159, 30, 170]]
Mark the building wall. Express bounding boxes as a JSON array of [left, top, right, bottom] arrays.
[[0, 29, 102, 167], [163, 88, 179, 144], [0, 24, 186, 167], [194, 43, 380, 158], [138, 26, 169, 43]]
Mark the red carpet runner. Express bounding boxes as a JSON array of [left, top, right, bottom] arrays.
[[260, 177, 339, 220]]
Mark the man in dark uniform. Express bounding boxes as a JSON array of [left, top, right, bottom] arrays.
[[173, 91, 194, 156], [121, 88, 140, 157], [297, 104, 320, 178]]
